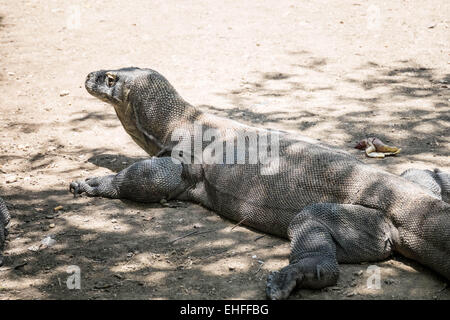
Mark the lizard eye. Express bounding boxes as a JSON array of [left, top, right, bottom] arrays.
[[105, 73, 117, 87]]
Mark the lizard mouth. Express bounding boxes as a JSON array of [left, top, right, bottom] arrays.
[[85, 71, 98, 94], [85, 72, 97, 94], [85, 71, 112, 103]]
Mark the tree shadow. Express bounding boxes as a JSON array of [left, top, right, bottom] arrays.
[[87, 153, 147, 172], [1, 47, 449, 299], [0, 182, 287, 299], [213, 54, 449, 169]]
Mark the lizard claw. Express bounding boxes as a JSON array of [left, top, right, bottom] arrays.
[[69, 176, 112, 198], [70, 179, 98, 197], [69, 181, 81, 197], [266, 265, 303, 300]]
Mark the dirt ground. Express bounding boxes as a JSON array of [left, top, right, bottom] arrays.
[[0, 0, 449, 300]]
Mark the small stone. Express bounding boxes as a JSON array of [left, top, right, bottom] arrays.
[[94, 283, 112, 289], [111, 219, 117, 223], [49, 223, 55, 228], [53, 205, 63, 212], [330, 286, 342, 291], [28, 245, 40, 252], [8, 72, 15, 76], [41, 236, 56, 247], [5, 175, 18, 183], [59, 90, 70, 97], [228, 266, 235, 271]]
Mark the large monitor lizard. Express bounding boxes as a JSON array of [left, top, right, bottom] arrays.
[[70, 67, 450, 299]]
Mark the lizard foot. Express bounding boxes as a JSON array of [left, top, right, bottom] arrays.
[[266, 264, 303, 300], [69, 177, 102, 197], [266, 258, 339, 300]]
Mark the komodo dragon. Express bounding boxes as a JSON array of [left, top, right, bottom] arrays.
[[0, 196, 11, 266], [70, 67, 450, 299]]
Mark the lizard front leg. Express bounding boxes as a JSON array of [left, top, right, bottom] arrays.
[[70, 157, 188, 203]]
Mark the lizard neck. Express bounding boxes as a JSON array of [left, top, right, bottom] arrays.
[[123, 81, 199, 156]]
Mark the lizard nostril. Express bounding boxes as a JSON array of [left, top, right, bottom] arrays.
[[85, 72, 97, 91], [86, 71, 99, 83]]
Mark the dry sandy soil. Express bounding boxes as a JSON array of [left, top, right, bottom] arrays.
[[0, 0, 449, 300]]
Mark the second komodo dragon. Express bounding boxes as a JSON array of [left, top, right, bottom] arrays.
[[70, 67, 450, 299]]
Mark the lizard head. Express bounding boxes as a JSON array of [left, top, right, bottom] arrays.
[[85, 67, 145, 105], [85, 67, 188, 156], [85, 67, 181, 105]]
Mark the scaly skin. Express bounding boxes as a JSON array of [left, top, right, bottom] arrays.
[[0, 196, 11, 266], [73, 67, 450, 299]]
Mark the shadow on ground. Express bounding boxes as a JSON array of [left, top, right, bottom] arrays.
[[1, 53, 449, 300], [205, 54, 449, 166]]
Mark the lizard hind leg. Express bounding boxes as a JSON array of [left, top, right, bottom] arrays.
[[266, 203, 397, 300]]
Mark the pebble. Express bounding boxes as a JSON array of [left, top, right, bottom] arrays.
[[49, 223, 55, 228], [53, 205, 63, 212], [41, 236, 56, 247], [330, 286, 342, 291], [5, 175, 18, 183], [28, 245, 40, 252], [353, 270, 364, 276], [59, 90, 70, 97]]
